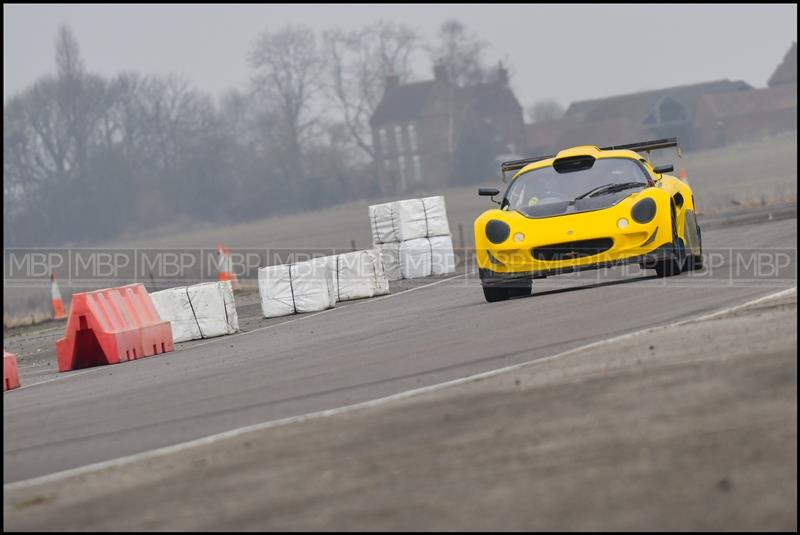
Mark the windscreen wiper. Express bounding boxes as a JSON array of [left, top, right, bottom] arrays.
[[573, 182, 645, 201]]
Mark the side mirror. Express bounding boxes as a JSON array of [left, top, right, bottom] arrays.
[[478, 187, 501, 206], [653, 164, 673, 175]]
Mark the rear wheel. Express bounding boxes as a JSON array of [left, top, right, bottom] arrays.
[[687, 224, 704, 270]]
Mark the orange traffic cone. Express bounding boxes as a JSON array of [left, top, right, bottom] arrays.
[[216, 244, 239, 289], [50, 272, 66, 320], [678, 168, 689, 183]]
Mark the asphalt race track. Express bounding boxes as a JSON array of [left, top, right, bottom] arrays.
[[3, 215, 796, 485]]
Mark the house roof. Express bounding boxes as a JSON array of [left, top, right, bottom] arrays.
[[370, 80, 436, 126], [768, 41, 797, 87], [459, 82, 522, 116], [696, 83, 797, 120], [564, 79, 753, 123], [553, 118, 655, 152]]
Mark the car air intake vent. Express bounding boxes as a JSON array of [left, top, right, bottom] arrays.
[[532, 238, 613, 261]]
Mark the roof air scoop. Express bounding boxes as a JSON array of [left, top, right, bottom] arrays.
[[553, 155, 596, 174]]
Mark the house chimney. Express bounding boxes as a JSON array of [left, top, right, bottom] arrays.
[[497, 61, 508, 86], [385, 71, 399, 90], [433, 63, 448, 83]]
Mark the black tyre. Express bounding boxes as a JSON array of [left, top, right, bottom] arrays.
[[507, 281, 532, 298], [482, 279, 532, 302], [653, 207, 686, 277], [687, 224, 704, 270], [483, 285, 510, 302]]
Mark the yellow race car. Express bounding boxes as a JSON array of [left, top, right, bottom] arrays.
[[474, 138, 702, 302]]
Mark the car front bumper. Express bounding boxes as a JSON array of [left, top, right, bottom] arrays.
[[478, 242, 677, 286]]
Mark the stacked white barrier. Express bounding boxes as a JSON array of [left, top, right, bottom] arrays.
[[258, 260, 336, 318], [368, 201, 398, 244], [151, 281, 239, 343], [369, 196, 455, 280], [399, 238, 431, 280], [375, 242, 401, 282], [430, 235, 456, 275]]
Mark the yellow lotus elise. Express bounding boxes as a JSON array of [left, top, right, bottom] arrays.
[[474, 138, 702, 302]]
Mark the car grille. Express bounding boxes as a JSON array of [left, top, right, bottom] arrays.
[[532, 238, 613, 261]]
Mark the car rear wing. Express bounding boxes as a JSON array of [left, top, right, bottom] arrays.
[[500, 137, 681, 182]]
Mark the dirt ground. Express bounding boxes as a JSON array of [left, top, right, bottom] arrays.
[[4, 289, 796, 531]]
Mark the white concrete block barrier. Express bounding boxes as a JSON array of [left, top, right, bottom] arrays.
[[430, 235, 456, 276], [150, 287, 201, 343], [151, 281, 239, 343], [400, 236, 456, 279], [304, 249, 389, 302], [325, 249, 391, 302], [188, 281, 239, 338], [369, 196, 451, 244], [375, 243, 402, 282], [258, 260, 336, 319]]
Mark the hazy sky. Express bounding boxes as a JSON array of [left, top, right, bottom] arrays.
[[4, 4, 797, 109]]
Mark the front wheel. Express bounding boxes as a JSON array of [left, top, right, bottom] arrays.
[[653, 207, 686, 277], [654, 251, 683, 277], [482, 279, 532, 302]]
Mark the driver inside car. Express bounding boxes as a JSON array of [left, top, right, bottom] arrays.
[[528, 174, 566, 206]]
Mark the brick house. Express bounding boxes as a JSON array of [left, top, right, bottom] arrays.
[[370, 63, 527, 192]]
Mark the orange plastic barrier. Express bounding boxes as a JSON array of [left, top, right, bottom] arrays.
[[4, 351, 21, 391], [55, 283, 174, 372]]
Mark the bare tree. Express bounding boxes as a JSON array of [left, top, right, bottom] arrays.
[[249, 25, 326, 179], [325, 21, 419, 160], [526, 99, 565, 123], [428, 19, 489, 87], [53, 25, 108, 176], [55, 25, 84, 82], [5, 24, 398, 248]]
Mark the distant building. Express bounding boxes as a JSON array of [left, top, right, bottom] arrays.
[[536, 79, 752, 153], [526, 42, 798, 156], [767, 41, 797, 87], [693, 84, 796, 149], [370, 63, 527, 192], [694, 42, 797, 149]]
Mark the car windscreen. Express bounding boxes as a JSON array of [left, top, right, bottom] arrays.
[[504, 157, 650, 211]]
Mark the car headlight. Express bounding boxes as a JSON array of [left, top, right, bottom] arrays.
[[617, 218, 629, 229], [631, 198, 657, 223], [513, 232, 525, 243], [485, 220, 510, 244]]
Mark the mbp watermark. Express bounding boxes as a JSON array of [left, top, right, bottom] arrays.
[[3, 246, 796, 290]]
